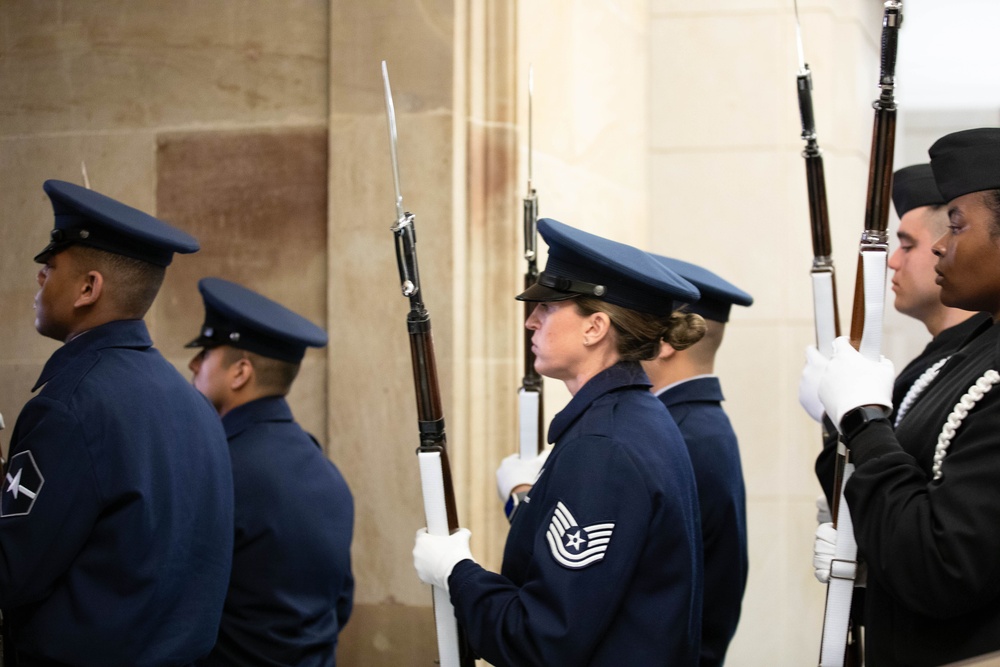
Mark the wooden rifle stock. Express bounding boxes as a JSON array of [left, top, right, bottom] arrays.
[[382, 61, 474, 667]]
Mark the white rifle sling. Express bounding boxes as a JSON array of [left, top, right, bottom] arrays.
[[819, 248, 886, 667], [418, 451, 462, 667], [811, 271, 838, 354], [518, 389, 541, 461]]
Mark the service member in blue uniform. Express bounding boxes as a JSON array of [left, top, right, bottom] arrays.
[[413, 219, 706, 666], [187, 278, 354, 667], [3, 180, 234, 666], [642, 256, 752, 667], [808, 128, 1000, 666]]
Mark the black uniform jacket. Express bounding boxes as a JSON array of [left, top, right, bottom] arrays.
[[449, 362, 703, 667], [846, 318, 1000, 666], [658, 376, 747, 667]]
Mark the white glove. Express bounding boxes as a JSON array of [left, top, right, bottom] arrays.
[[413, 527, 474, 593], [818, 336, 894, 428], [799, 345, 829, 423], [816, 494, 832, 524], [495, 447, 551, 501], [813, 522, 837, 584]]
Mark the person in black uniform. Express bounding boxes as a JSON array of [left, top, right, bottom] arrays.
[[413, 218, 706, 666], [809, 127, 1000, 666], [3, 180, 234, 665], [806, 164, 993, 512], [885, 163, 991, 413], [641, 256, 752, 667], [186, 278, 354, 667]]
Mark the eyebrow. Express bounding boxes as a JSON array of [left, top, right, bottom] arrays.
[[896, 230, 915, 243]]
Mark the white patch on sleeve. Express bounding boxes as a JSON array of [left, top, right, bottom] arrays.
[[546, 501, 615, 570]]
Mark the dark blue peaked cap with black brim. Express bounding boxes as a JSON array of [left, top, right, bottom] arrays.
[[516, 218, 700, 316], [35, 180, 199, 267], [187, 277, 328, 363], [650, 254, 753, 323]]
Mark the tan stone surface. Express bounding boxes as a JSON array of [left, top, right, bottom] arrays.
[[0, 0, 328, 135], [336, 602, 438, 666]]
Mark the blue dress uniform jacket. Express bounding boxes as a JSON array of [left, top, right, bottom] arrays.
[[658, 377, 747, 667], [845, 319, 1000, 666], [2, 320, 234, 666], [449, 362, 703, 666], [198, 396, 354, 667]]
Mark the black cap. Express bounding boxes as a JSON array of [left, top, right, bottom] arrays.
[[187, 278, 328, 363], [35, 180, 199, 266], [650, 255, 753, 323], [516, 218, 699, 316], [892, 164, 945, 218], [929, 128, 1000, 202]]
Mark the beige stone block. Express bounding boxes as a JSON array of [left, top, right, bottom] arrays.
[[328, 111, 456, 606], [518, 0, 649, 240], [648, 150, 814, 324], [650, 13, 798, 151], [0, 133, 155, 362], [336, 602, 437, 666], [331, 1, 453, 115], [0, 1, 328, 135], [288, 355, 328, 448], [152, 126, 329, 356], [729, 496, 826, 665], [0, 361, 51, 455]]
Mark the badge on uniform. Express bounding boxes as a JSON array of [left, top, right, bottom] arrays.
[[2, 451, 44, 518], [546, 501, 615, 570]]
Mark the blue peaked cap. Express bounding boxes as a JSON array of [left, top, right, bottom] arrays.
[[187, 278, 328, 363], [516, 218, 700, 316], [650, 255, 753, 323], [36, 180, 199, 267]]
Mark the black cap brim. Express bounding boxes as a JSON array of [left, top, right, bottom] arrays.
[[515, 282, 579, 303]]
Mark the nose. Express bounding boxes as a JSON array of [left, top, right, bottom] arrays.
[[887, 246, 902, 271], [931, 231, 947, 258], [525, 304, 542, 330], [36, 268, 45, 287], [188, 352, 203, 374]]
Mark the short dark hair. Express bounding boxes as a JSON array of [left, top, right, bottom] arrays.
[[220, 347, 301, 396], [574, 297, 706, 362], [74, 246, 165, 317]]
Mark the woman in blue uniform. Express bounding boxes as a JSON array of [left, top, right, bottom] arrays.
[[413, 218, 706, 666]]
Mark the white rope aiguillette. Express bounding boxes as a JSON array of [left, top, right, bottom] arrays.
[[931, 370, 1000, 481]]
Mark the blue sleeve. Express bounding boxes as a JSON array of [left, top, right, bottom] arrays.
[[448, 437, 651, 666], [0, 397, 101, 607]]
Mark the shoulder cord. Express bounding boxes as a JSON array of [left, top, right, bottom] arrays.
[[931, 370, 1000, 481], [895, 357, 951, 427]]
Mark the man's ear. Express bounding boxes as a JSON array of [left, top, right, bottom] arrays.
[[74, 271, 104, 308], [230, 356, 254, 391]]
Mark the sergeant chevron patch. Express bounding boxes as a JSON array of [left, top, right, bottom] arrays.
[[2, 451, 44, 518], [546, 501, 615, 570]]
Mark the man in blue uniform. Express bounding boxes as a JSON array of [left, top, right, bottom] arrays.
[[3, 180, 234, 665], [187, 278, 354, 667], [642, 256, 752, 667]]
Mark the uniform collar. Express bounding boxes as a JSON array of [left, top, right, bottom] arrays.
[[656, 375, 724, 407], [547, 361, 651, 443], [221, 395, 293, 439], [32, 319, 152, 391]]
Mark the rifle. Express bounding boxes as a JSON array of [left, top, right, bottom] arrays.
[[380, 61, 474, 667], [817, 3, 902, 667], [518, 65, 544, 462]]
